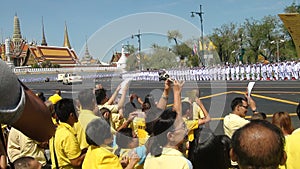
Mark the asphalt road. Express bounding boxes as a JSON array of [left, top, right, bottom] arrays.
[[25, 79, 300, 135]]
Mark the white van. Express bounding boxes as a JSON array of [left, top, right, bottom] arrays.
[[62, 73, 82, 85], [57, 73, 65, 82]]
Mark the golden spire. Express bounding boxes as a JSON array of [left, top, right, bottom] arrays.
[[13, 13, 22, 40], [84, 36, 91, 59], [63, 22, 71, 49]]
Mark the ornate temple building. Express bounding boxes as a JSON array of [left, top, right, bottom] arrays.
[[0, 14, 28, 66], [0, 14, 79, 67], [26, 23, 79, 67], [110, 45, 130, 68], [80, 39, 100, 65]]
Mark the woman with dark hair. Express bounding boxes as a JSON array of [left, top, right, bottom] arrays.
[[188, 127, 231, 169], [144, 108, 191, 169], [144, 80, 190, 169]]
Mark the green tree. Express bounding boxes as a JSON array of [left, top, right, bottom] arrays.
[[145, 46, 178, 69], [243, 16, 282, 63], [208, 23, 239, 63], [167, 30, 182, 46], [284, 2, 300, 13]]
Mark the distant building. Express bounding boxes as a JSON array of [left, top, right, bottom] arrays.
[[80, 40, 100, 65], [0, 14, 80, 67], [110, 45, 130, 68], [0, 14, 29, 66], [26, 23, 79, 67]]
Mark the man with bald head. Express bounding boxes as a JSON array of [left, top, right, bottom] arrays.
[[230, 120, 286, 169]]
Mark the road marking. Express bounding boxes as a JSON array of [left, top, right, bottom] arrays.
[[199, 91, 233, 99], [233, 91, 298, 105]]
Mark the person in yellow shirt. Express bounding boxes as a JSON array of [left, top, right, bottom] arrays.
[[48, 89, 62, 105], [114, 128, 146, 169], [7, 127, 47, 166], [283, 102, 300, 169], [82, 118, 139, 169], [144, 80, 192, 169], [181, 100, 210, 143], [95, 83, 128, 131], [74, 89, 101, 150], [49, 98, 85, 169]]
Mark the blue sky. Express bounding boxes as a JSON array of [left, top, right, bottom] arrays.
[[0, 0, 293, 62]]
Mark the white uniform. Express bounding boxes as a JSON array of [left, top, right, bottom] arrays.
[[225, 66, 230, 81], [273, 64, 279, 81], [251, 65, 256, 80], [235, 65, 240, 80], [279, 63, 285, 80], [267, 64, 273, 80], [286, 63, 292, 80], [230, 66, 235, 80], [245, 65, 251, 80], [261, 64, 267, 80], [256, 64, 261, 81]]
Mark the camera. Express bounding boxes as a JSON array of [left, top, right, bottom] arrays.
[[158, 70, 172, 82]]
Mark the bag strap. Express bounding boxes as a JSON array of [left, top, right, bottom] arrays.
[[0, 126, 14, 169], [52, 136, 59, 169]]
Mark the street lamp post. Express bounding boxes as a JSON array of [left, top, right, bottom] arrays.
[[270, 39, 285, 62], [191, 5, 204, 67], [132, 30, 142, 70]]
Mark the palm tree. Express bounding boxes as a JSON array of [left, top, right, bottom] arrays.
[[167, 30, 182, 46]]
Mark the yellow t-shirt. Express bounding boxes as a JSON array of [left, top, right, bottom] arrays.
[[223, 113, 249, 138], [284, 128, 300, 169], [7, 128, 46, 165], [183, 118, 199, 142], [49, 122, 81, 169], [82, 145, 122, 169], [192, 102, 205, 120], [74, 109, 100, 150], [98, 104, 122, 131], [48, 94, 62, 104], [144, 147, 192, 169]]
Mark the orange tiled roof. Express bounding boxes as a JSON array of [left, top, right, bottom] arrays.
[[29, 45, 78, 65]]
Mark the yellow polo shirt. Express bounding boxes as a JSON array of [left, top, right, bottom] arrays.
[[49, 122, 81, 169], [74, 109, 100, 150], [284, 128, 300, 169], [144, 147, 192, 169], [98, 104, 122, 130], [7, 128, 46, 165], [223, 113, 249, 138], [82, 145, 122, 169]]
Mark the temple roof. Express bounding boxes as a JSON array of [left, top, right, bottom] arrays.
[[278, 13, 300, 58], [29, 45, 78, 65], [110, 52, 130, 63]]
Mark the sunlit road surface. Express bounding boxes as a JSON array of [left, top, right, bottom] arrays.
[[25, 80, 300, 135]]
